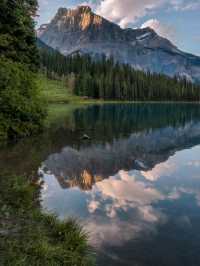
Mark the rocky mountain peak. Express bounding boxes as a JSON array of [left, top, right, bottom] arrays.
[[38, 6, 200, 83], [50, 5, 104, 31], [56, 5, 92, 16], [77, 5, 92, 13]]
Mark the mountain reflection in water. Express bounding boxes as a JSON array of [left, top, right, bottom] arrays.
[[39, 104, 200, 266], [42, 104, 200, 190]]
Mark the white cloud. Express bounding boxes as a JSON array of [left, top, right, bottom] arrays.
[[93, 170, 163, 206], [141, 18, 176, 42], [170, 0, 200, 11], [37, 0, 200, 29], [95, 0, 199, 28], [96, 0, 165, 28], [85, 170, 165, 247], [88, 200, 100, 213], [141, 161, 176, 181]]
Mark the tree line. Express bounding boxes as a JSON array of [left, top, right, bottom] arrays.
[[40, 46, 200, 101]]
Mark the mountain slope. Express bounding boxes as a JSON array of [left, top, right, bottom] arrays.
[[37, 38, 55, 53], [38, 5, 200, 82]]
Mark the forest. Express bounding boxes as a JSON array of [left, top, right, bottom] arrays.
[[0, 0, 46, 141], [40, 46, 200, 102]]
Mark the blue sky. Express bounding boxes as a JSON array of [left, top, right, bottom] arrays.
[[37, 0, 200, 56]]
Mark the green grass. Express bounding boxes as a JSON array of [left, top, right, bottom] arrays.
[[38, 75, 200, 107], [37, 74, 101, 126], [0, 174, 95, 266], [38, 75, 81, 104], [38, 74, 134, 106], [39, 74, 153, 127]]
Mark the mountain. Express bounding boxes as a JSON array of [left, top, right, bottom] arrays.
[[36, 38, 55, 52], [38, 5, 200, 83]]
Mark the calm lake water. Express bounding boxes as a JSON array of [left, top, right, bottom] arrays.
[[1, 103, 200, 266]]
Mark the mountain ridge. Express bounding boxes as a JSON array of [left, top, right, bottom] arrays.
[[38, 5, 200, 83]]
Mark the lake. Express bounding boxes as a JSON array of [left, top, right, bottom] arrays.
[[1, 103, 200, 266]]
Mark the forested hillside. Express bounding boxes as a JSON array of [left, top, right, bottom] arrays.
[[40, 46, 200, 101]]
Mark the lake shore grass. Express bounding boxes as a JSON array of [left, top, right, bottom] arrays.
[[38, 74, 200, 106], [3, 73, 198, 140], [38, 74, 200, 126], [0, 173, 95, 266]]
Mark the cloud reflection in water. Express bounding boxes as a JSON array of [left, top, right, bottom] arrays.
[[41, 145, 200, 251]]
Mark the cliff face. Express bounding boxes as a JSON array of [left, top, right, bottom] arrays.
[[38, 6, 200, 82]]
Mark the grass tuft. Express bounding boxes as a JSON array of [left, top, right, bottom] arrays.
[[0, 173, 95, 266]]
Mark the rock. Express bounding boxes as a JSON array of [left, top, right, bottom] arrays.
[[81, 134, 90, 140]]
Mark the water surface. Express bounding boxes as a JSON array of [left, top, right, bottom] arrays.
[[1, 103, 200, 266]]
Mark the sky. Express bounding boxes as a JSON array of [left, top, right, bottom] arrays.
[[37, 0, 200, 56]]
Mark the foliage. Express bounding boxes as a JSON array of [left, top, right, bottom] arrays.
[[0, 57, 46, 141], [0, 0, 46, 141], [0, 0, 39, 70], [40, 48, 200, 101], [0, 173, 95, 266]]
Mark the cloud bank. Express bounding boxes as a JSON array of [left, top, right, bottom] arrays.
[[95, 0, 200, 28], [96, 0, 164, 28]]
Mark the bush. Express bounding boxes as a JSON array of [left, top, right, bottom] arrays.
[[0, 57, 46, 140]]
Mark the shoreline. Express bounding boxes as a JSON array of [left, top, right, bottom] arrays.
[[0, 173, 95, 265]]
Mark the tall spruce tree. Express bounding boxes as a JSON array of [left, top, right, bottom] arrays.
[[0, 0, 39, 70]]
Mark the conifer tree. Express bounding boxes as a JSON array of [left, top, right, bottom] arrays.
[[0, 0, 39, 69]]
